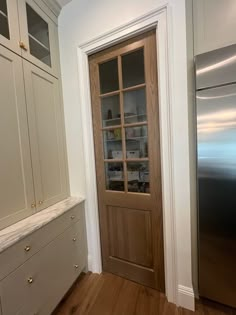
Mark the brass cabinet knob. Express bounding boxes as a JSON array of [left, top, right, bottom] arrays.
[[39, 200, 43, 205], [31, 203, 36, 208], [73, 238, 76, 242], [74, 264, 79, 269], [27, 277, 34, 284], [19, 41, 28, 51], [24, 245, 31, 252], [71, 215, 75, 220]]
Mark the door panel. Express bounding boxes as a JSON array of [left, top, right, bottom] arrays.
[[23, 60, 68, 211], [0, 0, 21, 54], [0, 45, 35, 229], [108, 206, 153, 267], [89, 31, 165, 291]]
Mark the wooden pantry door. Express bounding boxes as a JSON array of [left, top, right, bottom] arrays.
[[89, 30, 165, 291]]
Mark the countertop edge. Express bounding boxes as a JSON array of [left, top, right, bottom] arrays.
[[0, 196, 85, 254]]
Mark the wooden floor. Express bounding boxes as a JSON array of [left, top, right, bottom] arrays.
[[54, 272, 236, 315]]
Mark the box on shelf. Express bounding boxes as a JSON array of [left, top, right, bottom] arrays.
[[127, 171, 139, 181], [127, 150, 140, 159], [112, 150, 122, 159], [108, 171, 123, 180], [140, 171, 149, 182]]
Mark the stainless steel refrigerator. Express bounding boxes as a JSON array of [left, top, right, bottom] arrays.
[[196, 44, 236, 308]]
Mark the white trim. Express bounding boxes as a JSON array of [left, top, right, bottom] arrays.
[[178, 285, 195, 311], [76, 5, 189, 307]]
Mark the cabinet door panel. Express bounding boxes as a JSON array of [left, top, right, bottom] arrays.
[[23, 60, 68, 210], [0, 45, 35, 230], [0, 0, 21, 54], [17, 0, 59, 77]]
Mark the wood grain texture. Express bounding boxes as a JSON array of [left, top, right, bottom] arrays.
[[54, 272, 236, 315], [89, 30, 165, 291], [108, 206, 153, 267]]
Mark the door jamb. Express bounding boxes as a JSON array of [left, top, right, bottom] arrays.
[[77, 5, 178, 304]]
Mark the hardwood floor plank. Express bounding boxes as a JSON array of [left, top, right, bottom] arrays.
[[87, 273, 124, 315], [54, 272, 236, 315], [112, 278, 140, 315]]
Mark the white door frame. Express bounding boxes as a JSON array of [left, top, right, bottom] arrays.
[[77, 4, 178, 305]]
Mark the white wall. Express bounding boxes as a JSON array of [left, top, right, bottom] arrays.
[[58, 0, 195, 309], [193, 0, 236, 55]]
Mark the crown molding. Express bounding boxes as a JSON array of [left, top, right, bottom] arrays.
[[41, 0, 62, 17]]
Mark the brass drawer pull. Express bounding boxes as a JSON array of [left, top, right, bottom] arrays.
[[74, 264, 79, 269], [73, 238, 76, 242], [27, 277, 34, 284], [71, 215, 75, 220], [24, 245, 31, 252], [31, 203, 36, 208]]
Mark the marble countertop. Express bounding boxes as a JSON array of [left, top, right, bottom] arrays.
[[0, 196, 85, 254]]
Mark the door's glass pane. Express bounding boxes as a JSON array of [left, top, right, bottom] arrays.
[[0, 0, 9, 39], [122, 49, 145, 88], [103, 128, 122, 159], [124, 88, 147, 124], [105, 162, 124, 191], [125, 125, 148, 158], [127, 161, 149, 193], [26, 4, 51, 67], [101, 94, 121, 127], [99, 58, 119, 94]]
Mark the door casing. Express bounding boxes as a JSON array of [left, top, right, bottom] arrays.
[[76, 6, 181, 306]]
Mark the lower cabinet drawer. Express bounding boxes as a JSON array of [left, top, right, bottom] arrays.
[[0, 220, 86, 315], [0, 202, 84, 281]]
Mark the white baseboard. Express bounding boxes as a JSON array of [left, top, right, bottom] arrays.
[[178, 285, 195, 311], [87, 254, 93, 271]]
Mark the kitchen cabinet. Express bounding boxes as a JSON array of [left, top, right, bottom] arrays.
[[23, 61, 68, 211], [0, 200, 87, 315], [18, 0, 59, 76], [0, 0, 21, 53], [0, 0, 59, 76], [193, 0, 236, 55], [0, 45, 35, 230], [0, 0, 69, 230]]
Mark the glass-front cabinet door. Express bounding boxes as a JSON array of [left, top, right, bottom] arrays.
[[0, 0, 21, 53], [17, 0, 58, 76]]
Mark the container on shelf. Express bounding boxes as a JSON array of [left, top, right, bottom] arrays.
[[127, 150, 140, 158], [112, 150, 122, 159], [108, 171, 123, 180], [127, 171, 139, 181]]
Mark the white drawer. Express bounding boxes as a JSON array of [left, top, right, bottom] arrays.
[[0, 220, 86, 315], [0, 202, 84, 281]]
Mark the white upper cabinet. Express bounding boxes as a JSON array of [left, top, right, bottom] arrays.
[[18, 0, 59, 76], [0, 45, 35, 230], [0, 0, 59, 76], [0, 0, 69, 230], [23, 60, 69, 210], [0, 0, 21, 53], [193, 0, 236, 55]]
